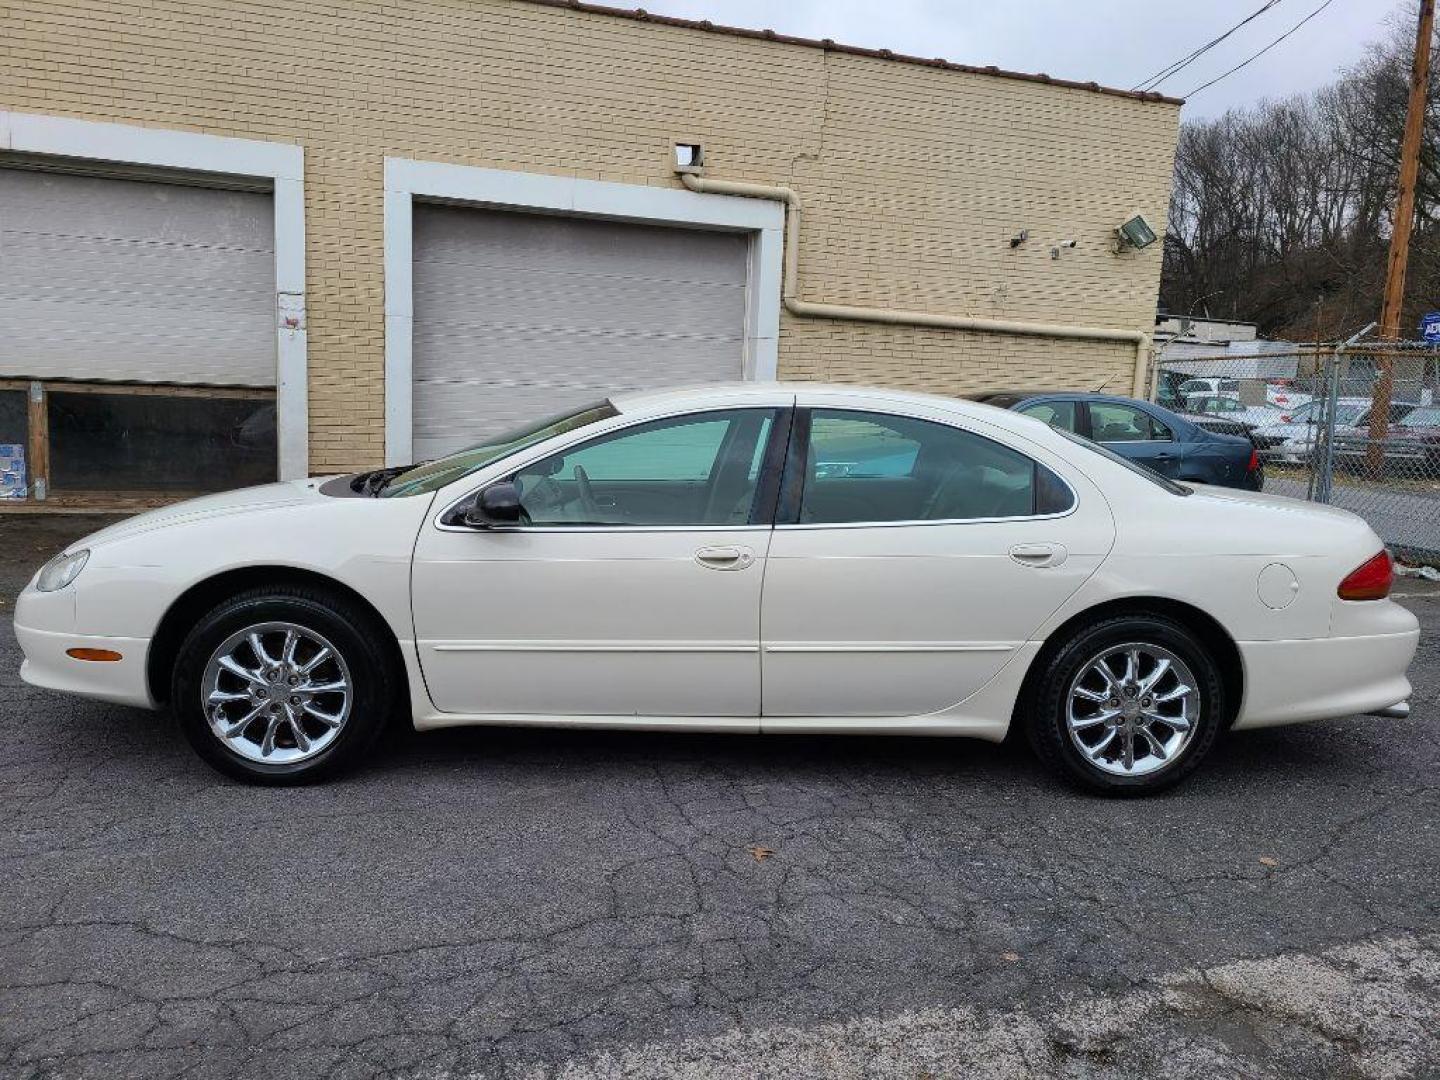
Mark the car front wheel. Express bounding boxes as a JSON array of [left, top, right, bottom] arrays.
[[171, 585, 396, 784], [1026, 614, 1224, 795]]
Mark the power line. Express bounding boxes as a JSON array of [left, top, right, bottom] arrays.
[[1132, 0, 1284, 92], [1184, 0, 1339, 97], [1133, 0, 1283, 91]]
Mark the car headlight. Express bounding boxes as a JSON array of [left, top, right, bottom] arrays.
[[36, 549, 90, 592]]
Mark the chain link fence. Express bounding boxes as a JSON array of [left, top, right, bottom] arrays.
[[1152, 331, 1440, 565]]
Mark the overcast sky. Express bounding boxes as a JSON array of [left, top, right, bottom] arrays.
[[639, 0, 1408, 119]]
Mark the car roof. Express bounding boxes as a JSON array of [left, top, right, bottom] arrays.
[[611, 380, 1014, 420], [605, 381, 1114, 450], [968, 390, 1162, 407]]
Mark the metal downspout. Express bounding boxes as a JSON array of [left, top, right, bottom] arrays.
[[679, 172, 1153, 397]]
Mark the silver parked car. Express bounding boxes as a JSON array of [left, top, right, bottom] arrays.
[[1271, 399, 1416, 464]]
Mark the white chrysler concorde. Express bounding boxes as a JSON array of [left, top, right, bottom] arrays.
[[15, 384, 1420, 794]]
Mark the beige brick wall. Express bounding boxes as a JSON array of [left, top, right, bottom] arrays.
[[0, 0, 1179, 471]]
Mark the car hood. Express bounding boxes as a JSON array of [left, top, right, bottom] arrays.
[[73, 479, 340, 550]]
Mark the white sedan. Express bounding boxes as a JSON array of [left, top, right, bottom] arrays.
[[15, 384, 1420, 794]]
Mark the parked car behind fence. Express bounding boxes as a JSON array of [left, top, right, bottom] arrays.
[[1154, 340, 1440, 564], [1270, 399, 1417, 465], [1185, 395, 1288, 452], [1333, 405, 1440, 479]]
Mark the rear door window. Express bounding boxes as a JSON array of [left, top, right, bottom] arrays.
[[796, 410, 1072, 523]]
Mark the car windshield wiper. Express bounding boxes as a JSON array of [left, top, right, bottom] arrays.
[[349, 465, 409, 497]]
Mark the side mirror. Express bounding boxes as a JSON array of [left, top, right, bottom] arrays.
[[464, 481, 523, 528]]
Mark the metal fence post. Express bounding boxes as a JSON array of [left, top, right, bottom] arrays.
[[1306, 356, 1329, 502], [1313, 353, 1339, 504], [1313, 324, 1376, 505]]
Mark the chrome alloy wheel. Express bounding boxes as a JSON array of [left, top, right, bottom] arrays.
[[200, 621, 353, 765], [1065, 643, 1199, 777]]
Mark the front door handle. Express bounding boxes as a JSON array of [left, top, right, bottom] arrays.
[[1009, 543, 1067, 568], [695, 545, 755, 571]]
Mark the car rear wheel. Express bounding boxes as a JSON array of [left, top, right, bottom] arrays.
[[171, 585, 396, 784], [1025, 614, 1224, 795]]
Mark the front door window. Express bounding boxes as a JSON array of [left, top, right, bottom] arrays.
[[512, 409, 776, 526], [1089, 402, 1161, 442]]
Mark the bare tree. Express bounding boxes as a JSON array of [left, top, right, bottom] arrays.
[[1160, 7, 1437, 341]]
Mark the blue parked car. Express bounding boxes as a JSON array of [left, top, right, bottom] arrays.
[[969, 391, 1263, 491]]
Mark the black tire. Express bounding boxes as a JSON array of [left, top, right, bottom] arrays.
[[1025, 613, 1225, 796], [171, 584, 397, 784]]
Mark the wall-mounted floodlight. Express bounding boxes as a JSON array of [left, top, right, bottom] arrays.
[[1115, 213, 1158, 251], [674, 143, 705, 174]]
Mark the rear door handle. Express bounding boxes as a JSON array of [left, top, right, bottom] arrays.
[[1009, 543, 1067, 568], [695, 545, 755, 571]]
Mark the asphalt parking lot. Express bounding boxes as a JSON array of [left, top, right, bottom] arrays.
[[2, 514, 1438, 1079]]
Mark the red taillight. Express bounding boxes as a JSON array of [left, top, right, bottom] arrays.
[[1280, 414, 1292, 423], [1247, 447, 1260, 472], [1338, 550, 1394, 601]]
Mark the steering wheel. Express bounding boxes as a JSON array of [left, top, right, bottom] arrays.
[[573, 464, 601, 520]]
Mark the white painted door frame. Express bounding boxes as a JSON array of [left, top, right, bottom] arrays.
[[382, 158, 784, 466], [0, 110, 309, 479]]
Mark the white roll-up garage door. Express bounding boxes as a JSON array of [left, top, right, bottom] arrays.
[[0, 167, 276, 386], [411, 205, 749, 460]]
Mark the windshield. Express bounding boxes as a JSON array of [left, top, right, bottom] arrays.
[[1051, 427, 1192, 496], [1301, 402, 1364, 425], [1334, 403, 1365, 425], [378, 401, 619, 498], [1400, 406, 1440, 428]]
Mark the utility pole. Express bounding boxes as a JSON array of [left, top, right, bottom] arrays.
[[1368, 0, 1435, 475]]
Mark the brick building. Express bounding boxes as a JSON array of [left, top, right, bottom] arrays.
[[0, 0, 1180, 506]]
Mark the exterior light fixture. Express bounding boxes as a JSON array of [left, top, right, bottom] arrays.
[[673, 143, 704, 173], [1115, 213, 1158, 251]]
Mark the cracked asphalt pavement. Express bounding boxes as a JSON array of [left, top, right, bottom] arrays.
[[2, 515, 1438, 1079]]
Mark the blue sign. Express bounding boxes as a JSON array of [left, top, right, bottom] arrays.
[[0, 444, 25, 500], [1421, 312, 1440, 342]]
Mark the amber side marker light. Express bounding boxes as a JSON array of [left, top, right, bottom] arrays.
[[1337, 550, 1394, 601], [66, 648, 123, 662]]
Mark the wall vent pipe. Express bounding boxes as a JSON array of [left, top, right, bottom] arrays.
[[678, 171, 1152, 396]]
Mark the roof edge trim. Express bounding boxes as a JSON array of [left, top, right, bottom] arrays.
[[516, 0, 1185, 106]]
